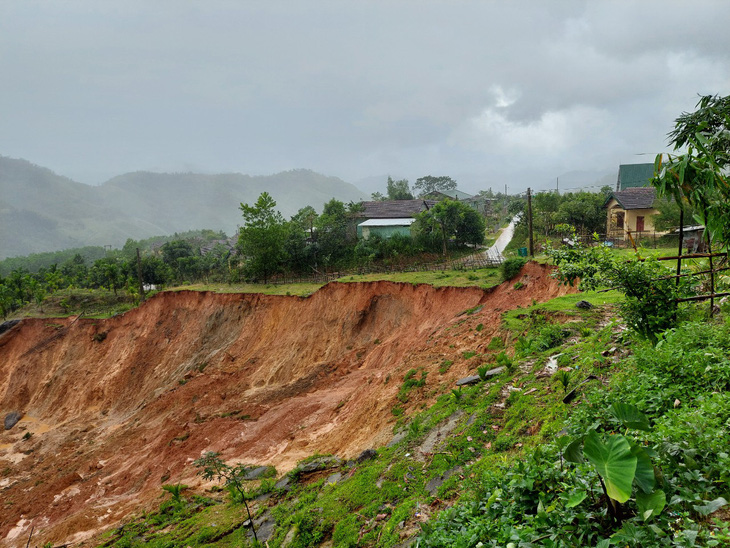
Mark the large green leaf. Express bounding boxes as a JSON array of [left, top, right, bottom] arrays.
[[564, 437, 584, 464], [565, 490, 587, 508], [693, 497, 728, 516], [583, 430, 636, 503], [637, 489, 666, 521], [610, 403, 651, 431], [629, 442, 656, 494]]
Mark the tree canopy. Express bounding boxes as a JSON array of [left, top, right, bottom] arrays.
[[414, 175, 457, 197], [414, 199, 485, 254], [653, 94, 730, 245], [237, 192, 287, 283]]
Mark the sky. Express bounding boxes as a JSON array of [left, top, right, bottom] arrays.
[[2, 0, 729, 195]]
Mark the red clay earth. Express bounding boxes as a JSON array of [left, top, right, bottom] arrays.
[[0, 263, 574, 547]]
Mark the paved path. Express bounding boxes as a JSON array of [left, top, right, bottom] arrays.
[[485, 215, 518, 262]]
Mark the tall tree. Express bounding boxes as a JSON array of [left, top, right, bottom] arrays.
[[414, 175, 457, 197], [414, 200, 485, 254], [386, 177, 414, 200], [238, 192, 287, 283]]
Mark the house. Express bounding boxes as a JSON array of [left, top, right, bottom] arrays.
[[604, 187, 659, 238], [355, 199, 435, 239]]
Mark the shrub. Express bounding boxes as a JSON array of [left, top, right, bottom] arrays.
[[500, 257, 527, 281]]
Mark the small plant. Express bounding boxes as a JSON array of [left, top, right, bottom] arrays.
[[475, 323, 484, 332], [194, 452, 259, 542], [398, 368, 427, 402], [565, 403, 665, 523], [438, 359, 454, 374], [488, 337, 504, 351], [451, 388, 463, 401], [22, 432, 33, 441], [161, 483, 187, 504], [462, 350, 477, 360], [496, 351, 514, 372], [513, 281, 525, 290], [555, 369, 572, 393], [477, 365, 490, 381]]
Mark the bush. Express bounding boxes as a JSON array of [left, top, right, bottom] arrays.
[[500, 257, 527, 281]]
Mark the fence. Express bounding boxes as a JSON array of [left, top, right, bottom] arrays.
[[266, 250, 504, 286]]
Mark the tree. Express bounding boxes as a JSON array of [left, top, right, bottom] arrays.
[[553, 191, 607, 235], [653, 94, 730, 246], [238, 192, 287, 283], [414, 200, 485, 254], [413, 175, 457, 197], [652, 196, 700, 232], [194, 452, 259, 542], [386, 177, 414, 200]]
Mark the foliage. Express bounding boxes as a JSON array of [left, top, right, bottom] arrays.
[[237, 192, 288, 283], [548, 236, 696, 341], [193, 452, 259, 542], [414, 199, 485, 254], [500, 257, 526, 281], [653, 94, 730, 246], [386, 176, 414, 200], [414, 175, 457, 196]]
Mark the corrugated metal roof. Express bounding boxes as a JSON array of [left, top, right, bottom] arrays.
[[617, 163, 655, 190], [358, 218, 416, 227]]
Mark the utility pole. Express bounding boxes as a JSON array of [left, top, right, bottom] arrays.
[[556, 177, 559, 194], [527, 187, 534, 256], [136, 248, 146, 302], [504, 183, 507, 195]]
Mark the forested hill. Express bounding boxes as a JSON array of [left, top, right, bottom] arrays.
[[0, 156, 366, 259]]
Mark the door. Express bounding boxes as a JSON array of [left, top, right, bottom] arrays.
[[636, 216, 645, 232]]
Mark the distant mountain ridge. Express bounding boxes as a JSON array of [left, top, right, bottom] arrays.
[[0, 156, 366, 259]]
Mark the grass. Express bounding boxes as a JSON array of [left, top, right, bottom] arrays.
[[97, 290, 631, 548], [337, 267, 501, 288]]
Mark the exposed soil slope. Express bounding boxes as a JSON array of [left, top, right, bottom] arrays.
[[0, 263, 573, 546]]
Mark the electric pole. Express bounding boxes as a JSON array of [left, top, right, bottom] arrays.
[[136, 248, 146, 302], [527, 187, 534, 256]]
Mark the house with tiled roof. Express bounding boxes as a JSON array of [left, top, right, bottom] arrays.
[[355, 199, 435, 239], [604, 187, 659, 238]]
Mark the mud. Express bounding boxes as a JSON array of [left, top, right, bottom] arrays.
[[0, 263, 573, 546]]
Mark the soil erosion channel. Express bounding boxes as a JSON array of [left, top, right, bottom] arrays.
[[0, 263, 572, 546]]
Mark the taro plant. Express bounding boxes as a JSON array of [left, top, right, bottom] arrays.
[[564, 403, 665, 523]]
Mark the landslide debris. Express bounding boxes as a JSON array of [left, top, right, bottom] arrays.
[[0, 263, 571, 546]]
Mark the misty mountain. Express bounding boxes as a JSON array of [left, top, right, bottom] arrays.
[[0, 156, 366, 259]]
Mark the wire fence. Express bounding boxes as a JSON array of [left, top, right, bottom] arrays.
[[267, 250, 504, 286]]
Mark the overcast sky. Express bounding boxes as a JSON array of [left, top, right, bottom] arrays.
[[2, 1, 729, 194]]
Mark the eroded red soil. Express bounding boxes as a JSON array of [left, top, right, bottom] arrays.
[[0, 263, 573, 546]]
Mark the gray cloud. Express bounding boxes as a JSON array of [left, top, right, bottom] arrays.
[[1, 0, 729, 193]]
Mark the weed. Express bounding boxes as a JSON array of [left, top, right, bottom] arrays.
[[555, 370, 572, 393], [438, 359, 454, 374], [476, 323, 484, 332], [513, 281, 525, 290], [462, 350, 477, 360], [488, 337, 504, 351], [398, 368, 427, 402]]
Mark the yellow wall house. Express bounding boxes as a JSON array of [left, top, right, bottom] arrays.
[[604, 187, 659, 239]]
